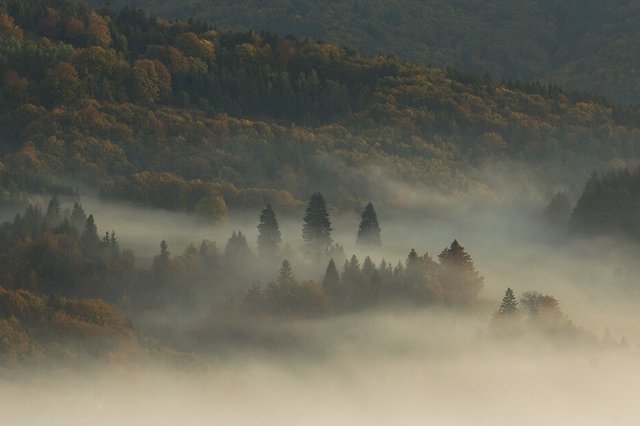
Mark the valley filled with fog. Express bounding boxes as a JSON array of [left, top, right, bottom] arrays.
[[3, 0, 640, 424], [2, 161, 639, 425]]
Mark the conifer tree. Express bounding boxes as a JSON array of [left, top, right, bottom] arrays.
[[361, 256, 376, 283], [302, 192, 333, 250], [359, 256, 377, 303], [496, 288, 518, 316], [342, 254, 361, 303], [438, 239, 483, 303], [109, 230, 119, 256], [81, 214, 99, 249], [103, 230, 111, 247], [70, 202, 86, 235], [45, 195, 61, 227], [153, 240, 172, 282], [406, 248, 419, 267], [278, 259, 295, 286], [225, 231, 253, 259], [356, 202, 381, 246], [257, 203, 281, 258], [160, 239, 170, 260], [322, 258, 340, 298], [110, 231, 118, 248]]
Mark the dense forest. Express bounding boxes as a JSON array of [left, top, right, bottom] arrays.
[[570, 167, 640, 238], [0, 194, 482, 312], [2, 0, 640, 217], [93, 0, 640, 103]]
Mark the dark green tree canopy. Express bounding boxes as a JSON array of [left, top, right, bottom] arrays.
[[225, 230, 253, 259], [322, 258, 340, 297], [570, 168, 640, 237], [302, 192, 333, 250], [81, 214, 99, 248], [70, 202, 87, 235], [45, 195, 61, 226], [496, 287, 518, 316], [356, 202, 381, 246], [257, 203, 281, 257]]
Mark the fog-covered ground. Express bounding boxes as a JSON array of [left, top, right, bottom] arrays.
[[3, 162, 640, 425], [2, 309, 638, 426]]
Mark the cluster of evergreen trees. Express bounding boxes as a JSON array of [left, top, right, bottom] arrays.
[[0, 196, 135, 300], [493, 288, 570, 331], [0, 193, 484, 316], [320, 239, 483, 306], [241, 238, 484, 315], [257, 192, 381, 255]]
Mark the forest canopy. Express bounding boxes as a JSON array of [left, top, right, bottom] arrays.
[[2, 0, 640, 214], [92, 0, 640, 103]]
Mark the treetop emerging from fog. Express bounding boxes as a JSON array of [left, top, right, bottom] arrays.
[[302, 193, 333, 251], [357, 202, 381, 247]]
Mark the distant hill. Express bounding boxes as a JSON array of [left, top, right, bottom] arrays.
[[95, 0, 640, 103], [2, 0, 640, 213]]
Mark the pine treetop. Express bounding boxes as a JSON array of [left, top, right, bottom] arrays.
[[496, 287, 518, 316], [302, 192, 333, 249], [257, 203, 281, 256], [356, 202, 381, 246]]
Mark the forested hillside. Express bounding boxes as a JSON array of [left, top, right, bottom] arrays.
[[93, 0, 640, 103], [570, 167, 640, 238], [2, 0, 640, 215]]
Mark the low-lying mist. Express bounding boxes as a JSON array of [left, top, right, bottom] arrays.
[[74, 163, 640, 343], [4, 161, 640, 425], [2, 309, 638, 426]]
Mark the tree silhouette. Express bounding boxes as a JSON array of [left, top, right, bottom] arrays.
[[278, 259, 295, 286], [45, 195, 61, 227], [438, 239, 483, 303], [81, 214, 99, 249], [302, 192, 333, 251], [257, 203, 281, 258], [224, 231, 253, 260], [356, 202, 381, 246], [495, 288, 518, 316], [322, 258, 340, 298], [160, 239, 170, 260], [70, 202, 86, 235]]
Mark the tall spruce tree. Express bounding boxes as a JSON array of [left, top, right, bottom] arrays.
[[496, 288, 518, 316], [45, 195, 61, 227], [356, 202, 381, 246], [70, 202, 86, 235], [81, 214, 99, 249], [257, 203, 281, 258], [302, 192, 333, 250], [322, 258, 340, 298]]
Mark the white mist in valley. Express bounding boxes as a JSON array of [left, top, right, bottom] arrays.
[[2, 309, 638, 425], [5, 162, 640, 425]]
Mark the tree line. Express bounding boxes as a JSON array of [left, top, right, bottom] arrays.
[[0, 193, 483, 316]]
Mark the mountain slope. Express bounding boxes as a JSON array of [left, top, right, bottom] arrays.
[[2, 0, 640, 214], [96, 0, 640, 102]]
